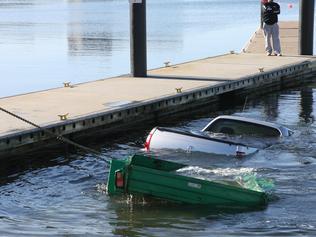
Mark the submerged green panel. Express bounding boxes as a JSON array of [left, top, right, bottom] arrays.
[[107, 154, 268, 207], [127, 165, 267, 207], [129, 154, 186, 171]]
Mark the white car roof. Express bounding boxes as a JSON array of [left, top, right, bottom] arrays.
[[202, 115, 292, 136]]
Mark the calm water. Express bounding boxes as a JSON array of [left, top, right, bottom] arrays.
[[1, 0, 316, 236], [0, 0, 300, 98]]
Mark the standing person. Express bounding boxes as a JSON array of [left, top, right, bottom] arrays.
[[262, 0, 282, 56]]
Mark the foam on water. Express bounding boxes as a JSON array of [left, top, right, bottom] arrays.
[[177, 166, 255, 177]]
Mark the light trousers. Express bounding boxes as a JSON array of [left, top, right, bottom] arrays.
[[263, 23, 281, 54]]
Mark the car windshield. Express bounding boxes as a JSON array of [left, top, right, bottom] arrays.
[[204, 119, 281, 137]]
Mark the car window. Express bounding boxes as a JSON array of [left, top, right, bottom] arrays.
[[205, 119, 281, 137]]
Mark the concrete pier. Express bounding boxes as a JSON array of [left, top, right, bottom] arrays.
[[243, 21, 299, 55], [1, 21, 316, 158]]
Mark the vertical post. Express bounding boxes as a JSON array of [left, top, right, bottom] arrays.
[[299, 0, 315, 55], [130, 0, 147, 77], [260, 1, 264, 29]]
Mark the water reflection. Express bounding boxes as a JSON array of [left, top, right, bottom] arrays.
[[68, 29, 115, 57], [300, 87, 314, 123], [0, 1, 35, 8], [67, 1, 127, 58], [263, 94, 279, 121], [108, 197, 266, 237]]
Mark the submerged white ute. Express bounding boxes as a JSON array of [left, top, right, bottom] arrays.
[[144, 116, 293, 157], [144, 127, 258, 157]]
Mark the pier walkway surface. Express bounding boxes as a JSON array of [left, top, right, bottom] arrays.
[[1, 21, 316, 157], [243, 21, 299, 55]]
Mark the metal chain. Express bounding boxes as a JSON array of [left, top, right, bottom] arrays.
[[0, 106, 111, 164]]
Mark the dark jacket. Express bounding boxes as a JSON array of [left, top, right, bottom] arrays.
[[262, 2, 280, 25]]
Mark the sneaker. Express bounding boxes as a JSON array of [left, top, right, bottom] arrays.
[[274, 53, 282, 56], [266, 52, 272, 56]]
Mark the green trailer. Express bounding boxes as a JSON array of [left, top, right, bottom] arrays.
[[107, 154, 268, 208]]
